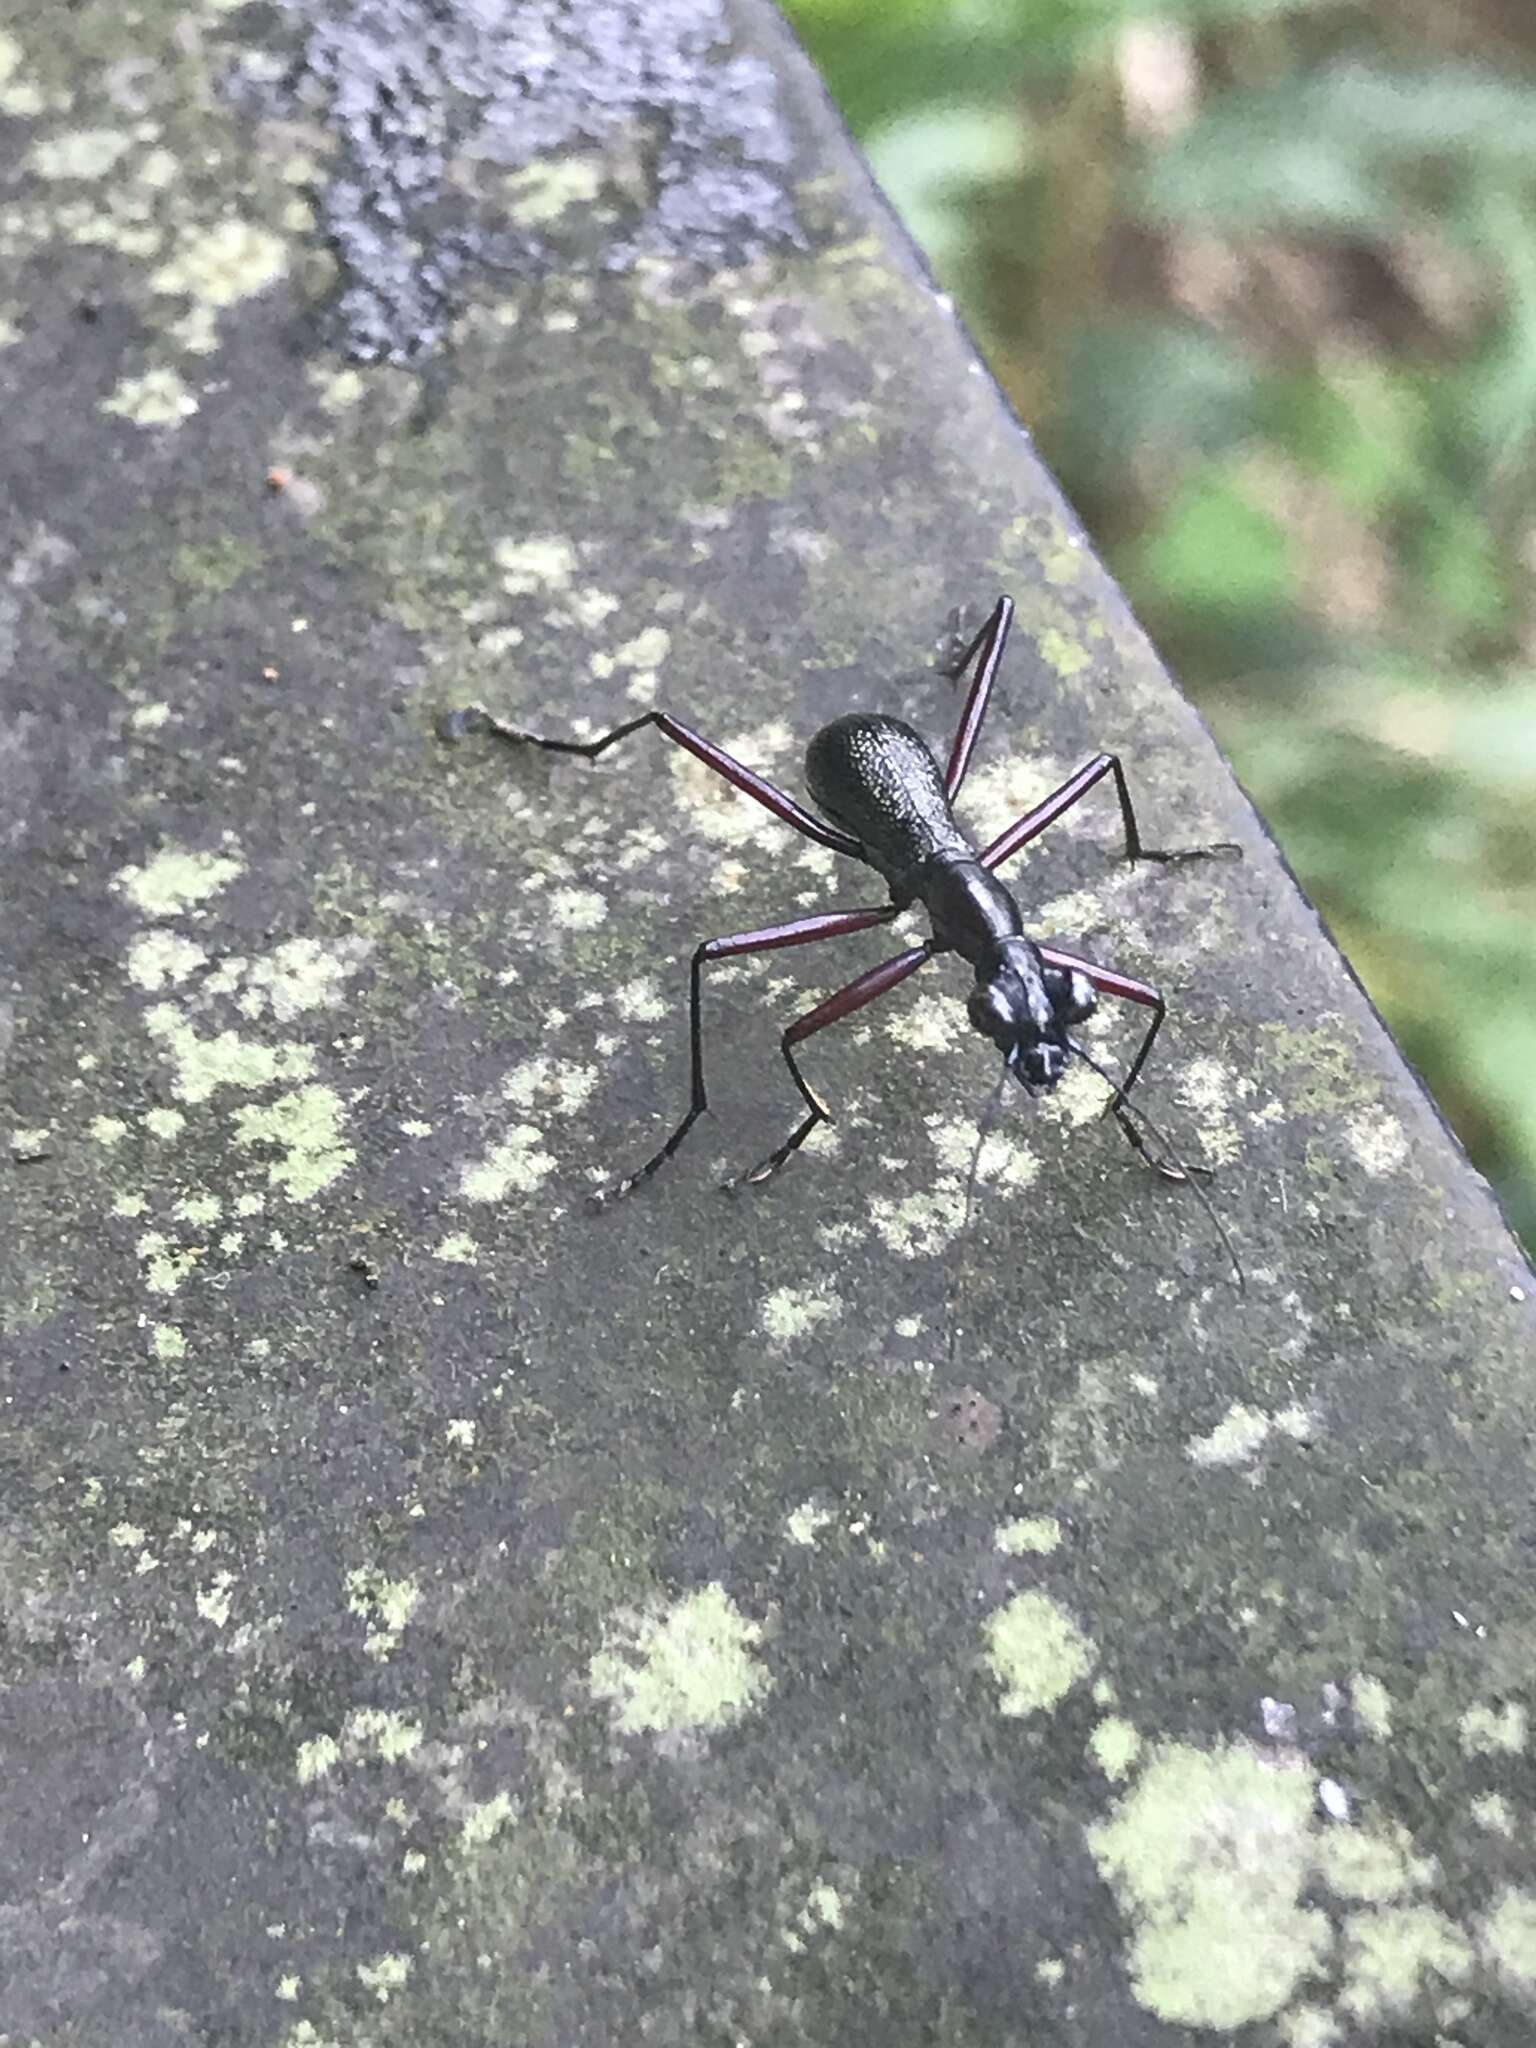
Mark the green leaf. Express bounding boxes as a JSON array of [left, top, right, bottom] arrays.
[[1134, 466, 1294, 615]]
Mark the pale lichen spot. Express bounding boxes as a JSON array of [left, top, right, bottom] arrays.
[[30, 128, 133, 180], [616, 625, 671, 669], [994, 1515, 1061, 1556], [1036, 1957, 1065, 1988], [109, 1522, 147, 1550], [785, 1500, 834, 1546], [117, 843, 242, 918], [1344, 1108, 1409, 1178], [275, 1975, 300, 2003], [103, 367, 199, 428], [460, 1790, 516, 1847], [460, 1124, 556, 1203], [870, 1184, 969, 1259], [495, 533, 578, 596], [1281, 2006, 1342, 2048], [1480, 1886, 1536, 1990], [234, 1085, 355, 1200], [1186, 1403, 1274, 1469], [1089, 1741, 1328, 2029], [356, 1953, 412, 2004], [126, 930, 207, 990], [1089, 1716, 1142, 1781], [885, 991, 964, 1053], [1039, 1060, 1111, 1130], [129, 701, 172, 731], [346, 1571, 421, 1660], [1471, 1792, 1514, 1835], [549, 887, 607, 931], [1352, 1672, 1392, 1741], [501, 1055, 597, 1115], [295, 1732, 340, 1784], [151, 219, 288, 308], [196, 1573, 235, 1628], [144, 1105, 188, 1138], [151, 1323, 186, 1361], [615, 976, 667, 1023], [588, 1583, 770, 1736], [112, 1191, 147, 1218], [1337, 1903, 1470, 2019], [964, 754, 1063, 849], [91, 1115, 129, 1147], [444, 1418, 476, 1448], [174, 1192, 221, 1226], [346, 1708, 423, 1762], [928, 1115, 1039, 1194], [504, 154, 603, 226], [241, 936, 368, 1022], [759, 1286, 840, 1343], [983, 1590, 1094, 1716], [433, 1232, 478, 1265], [1315, 1825, 1415, 1904], [1038, 625, 1092, 680], [1459, 1700, 1527, 1756]]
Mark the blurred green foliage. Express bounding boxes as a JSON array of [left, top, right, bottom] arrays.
[[784, 0, 1536, 1249]]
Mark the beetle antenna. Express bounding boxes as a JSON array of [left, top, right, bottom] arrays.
[[1066, 1038, 1245, 1294]]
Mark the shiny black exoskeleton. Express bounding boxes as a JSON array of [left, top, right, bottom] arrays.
[[806, 712, 1097, 1091], [442, 593, 1239, 1204]]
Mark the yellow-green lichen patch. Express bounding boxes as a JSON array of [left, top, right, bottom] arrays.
[[869, 1183, 969, 1259], [1481, 1887, 1536, 1990], [126, 930, 207, 990], [144, 1006, 316, 1103], [1088, 1716, 1141, 1781], [30, 128, 134, 180], [239, 937, 369, 1023], [1459, 1701, 1527, 1755], [548, 886, 608, 931], [150, 219, 288, 309], [1343, 1107, 1409, 1177], [504, 154, 605, 226], [0, 32, 45, 117], [459, 1124, 555, 1202], [90, 1115, 129, 1146], [346, 1570, 421, 1661], [233, 1085, 355, 1201], [103, 367, 200, 428], [785, 1500, 835, 1546], [494, 533, 579, 595], [1186, 1400, 1317, 1470], [759, 1285, 840, 1343], [295, 1733, 340, 1784], [1337, 1904, 1471, 2020], [151, 1323, 186, 1361], [433, 1233, 479, 1264], [983, 1590, 1094, 1717], [588, 1583, 770, 1736], [143, 1106, 187, 1139], [1090, 1742, 1328, 2028], [994, 1516, 1062, 1556], [502, 1055, 598, 1116], [1352, 1672, 1393, 1740], [460, 1791, 516, 1848], [116, 843, 243, 918], [356, 1952, 412, 2003]]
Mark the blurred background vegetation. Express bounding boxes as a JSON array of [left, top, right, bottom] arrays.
[[782, 0, 1536, 1251]]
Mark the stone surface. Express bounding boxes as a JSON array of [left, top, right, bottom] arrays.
[[2, 3, 1534, 2043]]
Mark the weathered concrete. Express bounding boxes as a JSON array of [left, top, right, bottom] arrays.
[[2, 3, 1533, 2043]]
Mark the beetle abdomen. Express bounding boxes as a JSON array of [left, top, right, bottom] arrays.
[[805, 714, 971, 883]]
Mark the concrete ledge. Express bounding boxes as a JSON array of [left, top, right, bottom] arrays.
[[2, 2, 1533, 2041]]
